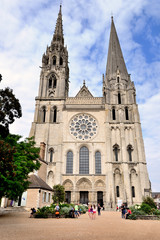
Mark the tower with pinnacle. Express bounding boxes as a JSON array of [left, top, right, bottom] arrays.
[[29, 6, 151, 209]]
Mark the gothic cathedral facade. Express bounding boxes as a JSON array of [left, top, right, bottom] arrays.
[[29, 6, 151, 209]]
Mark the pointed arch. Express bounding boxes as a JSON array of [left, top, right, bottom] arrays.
[[42, 106, 46, 123], [95, 151, 101, 174], [127, 144, 133, 162], [53, 56, 56, 65], [113, 144, 120, 162], [49, 148, 54, 162], [60, 57, 63, 65], [79, 146, 89, 174], [66, 151, 73, 174], [76, 177, 92, 190]]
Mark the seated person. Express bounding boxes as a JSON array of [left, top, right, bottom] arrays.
[[125, 208, 132, 219], [30, 208, 36, 218]]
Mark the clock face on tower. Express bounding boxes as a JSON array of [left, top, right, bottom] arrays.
[[69, 113, 98, 140]]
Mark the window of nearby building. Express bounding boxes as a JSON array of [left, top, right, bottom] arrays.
[[48, 193, 51, 202], [116, 186, 120, 197], [127, 145, 133, 162], [95, 151, 101, 174], [132, 186, 135, 198], [43, 192, 46, 202], [49, 78, 52, 88], [118, 93, 121, 104], [53, 107, 57, 122], [53, 77, 57, 88], [53, 56, 56, 65], [42, 107, 46, 123], [66, 151, 73, 174], [60, 57, 63, 65], [49, 149, 54, 162], [112, 108, 116, 120], [125, 107, 129, 120], [113, 145, 119, 162], [79, 146, 89, 174]]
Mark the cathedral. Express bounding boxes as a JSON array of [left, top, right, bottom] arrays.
[[29, 5, 151, 209]]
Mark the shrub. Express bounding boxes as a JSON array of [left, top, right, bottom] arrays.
[[79, 205, 87, 213], [140, 203, 152, 214], [35, 212, 48, 218], [142, 196, 157, 209], [132, 209, 146, 216], [151, 208, 160, 215], [128, 214, 137, 220]]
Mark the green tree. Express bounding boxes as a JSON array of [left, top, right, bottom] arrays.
[[0, 75, 22, 138], [52, 184, 65, 203], [142, 196, 157, 209], [0, 134, 40, 200]]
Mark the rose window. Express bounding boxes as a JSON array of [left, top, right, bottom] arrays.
[[69, 114, 98, 140]]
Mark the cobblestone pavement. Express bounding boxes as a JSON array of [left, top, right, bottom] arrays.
[[0, 210, 160, 240]]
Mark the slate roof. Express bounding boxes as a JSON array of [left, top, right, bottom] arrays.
[[28, 174, 53, 191], [106, 17, 128, 80]]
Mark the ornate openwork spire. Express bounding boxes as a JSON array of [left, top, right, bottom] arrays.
[[106, 17, 128, 80], [52, 5, 64, 45]]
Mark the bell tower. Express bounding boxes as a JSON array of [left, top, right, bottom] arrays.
[[103, 17, 136, 106], [38, 5, 69, 99]]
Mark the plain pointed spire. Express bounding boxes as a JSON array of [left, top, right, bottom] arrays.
[[52, 5, 64, 45], [106, 17, 128, 80]]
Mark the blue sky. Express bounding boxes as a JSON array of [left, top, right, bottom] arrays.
[[0, 0, 160, 192]]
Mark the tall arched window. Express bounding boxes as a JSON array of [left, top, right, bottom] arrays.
[[116, 186, 120, 197], [66, 151, 73, 174], [132, 186, 135, 198], [118, 93, 121, 104], [95, 151, 101, 174], [79, 146, 89, 174], [60, 57, 63, 65], [117, 76, 119, 83], [48, 78, 52, 88], [53, 107, 57, 123], [49, 149, 54, 162], [53, 56, 56, 65], [42, 107, 46, 123], [53, 77, 57, 88], [127, 145, 133, 162], [113, 144, 119, 162], [112, 108, 116, 120], [125, 107, 129, 120]]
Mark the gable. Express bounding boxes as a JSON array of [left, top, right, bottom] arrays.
[[75, 84, 93, 98]]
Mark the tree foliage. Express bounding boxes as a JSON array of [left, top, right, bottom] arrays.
[[52, 184, 65, 203], [0, 134, 40, 200], [0, 75, 22, 138], [142, 196, 157, 209]]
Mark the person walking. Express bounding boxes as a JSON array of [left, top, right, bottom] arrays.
[[92, 204, 97, 220], [74, 204, 79, 218], [121, 204, 126, 219], [97, 203, 101, 216]]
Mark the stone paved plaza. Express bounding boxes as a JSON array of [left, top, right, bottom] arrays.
[[0, 210, 160, 240]]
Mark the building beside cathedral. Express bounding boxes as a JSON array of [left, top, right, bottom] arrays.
[[28, 5, 151, 209]]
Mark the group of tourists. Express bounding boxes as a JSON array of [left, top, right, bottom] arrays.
[[69, 204, 82, 218], [88, 203, 102, 220], [120, 204, 132, 219]]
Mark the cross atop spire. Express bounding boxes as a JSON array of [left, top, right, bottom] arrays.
[[52, 4, 64, 45], [106, 17, 128, 81]]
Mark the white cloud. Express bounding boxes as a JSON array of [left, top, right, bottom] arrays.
[[0, 0, 160, 191]]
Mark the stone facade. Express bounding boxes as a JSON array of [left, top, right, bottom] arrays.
[[29, 6, 151, 209]]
